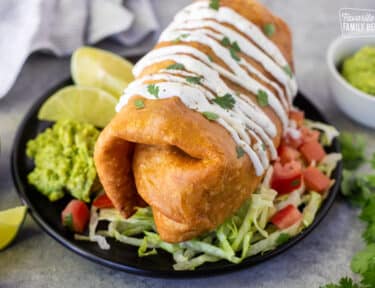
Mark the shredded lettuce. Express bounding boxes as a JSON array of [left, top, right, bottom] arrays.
[[318, 153, 342, 177], [303, 192, 323, 227]]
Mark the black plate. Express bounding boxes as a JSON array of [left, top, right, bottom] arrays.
[[11, 79, 342, 278]]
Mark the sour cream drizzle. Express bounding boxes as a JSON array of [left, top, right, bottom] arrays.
[[117, 1, 298, 176]]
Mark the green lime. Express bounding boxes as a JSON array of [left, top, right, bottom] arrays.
[[71, 46, 134, 98], [38, 86, 117, 128], [0, 206, 27, 251]]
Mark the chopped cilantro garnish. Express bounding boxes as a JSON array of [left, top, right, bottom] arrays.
[[134, 99, 145, 109], [172, 33, 189, 44], [147, 84, 159, 98], [212, 93, 236, 109], [230, 48, 241, 61], [276, 233, 290, 246], [236, 146, 245, 158], [291, 178, 301, 187], [257, 90, 269, 107], [221, 36, 231, 47], [62, 213, 74, 231], [207, 54, 214, 62], [263, 23, 276, 37], [186, 76, 203, 84], [166, 63, 185, 70], [209, 0, 220, 10], [283, 65, 293, 78], [221, 36, 242, 61], [202, 111, 219, 121]]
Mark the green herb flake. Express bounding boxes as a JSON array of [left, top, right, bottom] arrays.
[[236, 146, 245, 159], [291, 178, 301, 187], [276, 233, 290, 246], [172, 34, 189, 44], [209, 0, 220, 10], [257, 90, 269, 107], [166, 63, 185, 70], [283, 65, 293, 78], [147, 84, 159, 98], [202, 111, 219, 121], [263, 23, 276, 37], [232, 41, 241, 52], [221, 36, 231, 47], [186, 76, 203, 84], [134, 99, 145, 109], [230, 48, 241, 61], [207, 54, 214, 62], [339, 132, 366, 170], [63, 213, 74, 231], [212, 93, 236, 109]]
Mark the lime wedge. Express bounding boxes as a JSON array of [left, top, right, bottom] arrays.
[[38, 86, 117, 128], [0, 206, 27, 251], [71, 46, 134, 98]]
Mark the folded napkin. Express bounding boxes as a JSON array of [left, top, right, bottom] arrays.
[[0, 0, 160, 99]]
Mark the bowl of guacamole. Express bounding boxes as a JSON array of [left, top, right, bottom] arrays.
[[327, 36, 375, 129]]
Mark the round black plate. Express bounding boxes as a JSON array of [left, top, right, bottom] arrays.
[[11, 80, 342, 278]]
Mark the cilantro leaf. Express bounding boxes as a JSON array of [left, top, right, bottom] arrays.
[[202, 111, 219, 121], [186, 76, 203, 84], [236, 146, 245, 158], [134, 99, 145, 109], [320, 277, 360, 288], [231, 41, 241, 52], [166, 63, 185, 70], [221, 36, 231, 47], [230, 48, 241, 61], [341, 171, 375, 206], [147, 84, 159, 98], [339, 132, 366, 170], [276, 233, 290, 246], [207, 54, 214, 62], [257, 90, 269, 107], [371, 153, 375, 170], [351, 244, 375, 275], [209, 0, 220, 10], [213, 93, 236, 109], [263, 23, 276, 37], [283, 65, 293, 78], [361, 261, 375, 287]]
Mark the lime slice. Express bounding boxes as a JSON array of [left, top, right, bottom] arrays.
[[0, 206, 27, 250], [38, 86, 117, 128], [71, 46, 134, 98]]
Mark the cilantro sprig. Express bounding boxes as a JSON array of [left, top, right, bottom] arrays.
[[321, 133, 375, 288], [209, 0, 220, 10], [147, 84, 159, 98]]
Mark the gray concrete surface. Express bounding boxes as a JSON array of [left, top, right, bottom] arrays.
[[1, 0, 374, 287]]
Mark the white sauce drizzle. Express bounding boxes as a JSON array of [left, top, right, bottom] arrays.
[[118, 0, 298, 176]]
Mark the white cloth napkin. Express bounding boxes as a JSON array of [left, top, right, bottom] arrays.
[[0, 0, 160, 98]]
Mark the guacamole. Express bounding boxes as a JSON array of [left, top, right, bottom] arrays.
[[26, 120, 100, 202], [341, 46, 375, 96]]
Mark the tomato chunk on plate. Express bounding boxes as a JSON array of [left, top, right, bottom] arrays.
[[278, 145, 300, 164], [303, 166, 331, 193], [93, 194, 114, 209], [61, 200, 90, 233], [289, 110, 305, 127], [271, 205, 302, 229], [299, 141, 326, 163], [271, 161, 303, 195], [300, 127, 320, 144]]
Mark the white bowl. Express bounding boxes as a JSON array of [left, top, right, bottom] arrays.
[[327, 36, 375, 128]]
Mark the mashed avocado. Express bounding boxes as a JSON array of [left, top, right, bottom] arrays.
[[26, 120, 100, 202], [341, 46, 375, 96]]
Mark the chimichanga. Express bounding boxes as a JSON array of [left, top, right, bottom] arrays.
[[94, 0, 297, 243]]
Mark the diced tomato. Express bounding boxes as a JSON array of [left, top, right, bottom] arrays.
[[299, 141, 326, 163], [303, 166, 331, 193], [271, 205, 302, 229], [289, 110, 305, 127], [271, 161, 303, 195], [300, 127, 320, 144], [61, 200, 90, 233], [278, 145, 300, 164], [93, 194, 114, 209]]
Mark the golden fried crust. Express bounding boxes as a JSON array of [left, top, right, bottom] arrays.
[[94, 0, 294, 243]]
